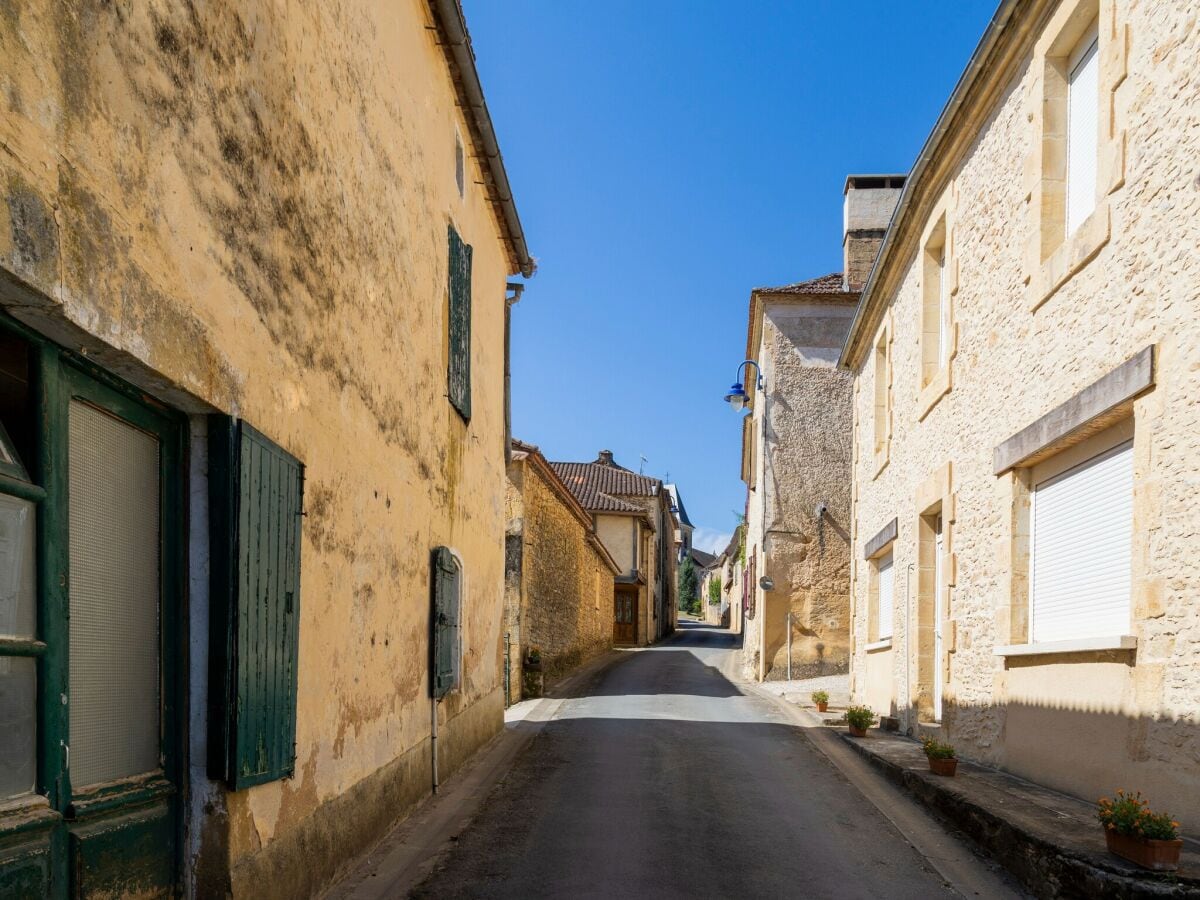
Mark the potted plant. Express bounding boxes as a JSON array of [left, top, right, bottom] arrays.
[[922, 736, 958, 776], [1098, 790, 1183, 871], [845, 705, 875, 737], [811, 690, 829, 713], [525, 646, 542, 671]]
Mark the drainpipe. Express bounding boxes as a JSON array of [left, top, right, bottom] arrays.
[[431, 697, 440, 793], [503, 283, 524, 464]]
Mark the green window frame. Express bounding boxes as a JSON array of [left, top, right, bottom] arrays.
[[447, 224, 474, 421], [430, 547, 461, 699], [208, 416, 304, 790]]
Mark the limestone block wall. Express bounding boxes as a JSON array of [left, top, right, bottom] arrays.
[[0, 2, 519, 895], [847, 0, 1200, 812], [516, 462, 614, 684], [744, 298, 854, 681]]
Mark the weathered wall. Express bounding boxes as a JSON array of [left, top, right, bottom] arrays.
[[596, 513, 637, 575], [507, 458, 613, 685], [0, 1, 516, 895], [745, 298, 855, 681], [848, 0, 1200, 812]]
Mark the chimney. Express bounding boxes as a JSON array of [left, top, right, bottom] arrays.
[[842, 174, 906, 291], [596, 449, 615, 466]]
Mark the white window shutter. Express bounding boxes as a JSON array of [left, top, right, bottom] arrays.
[[1031, 442, 1132, 643], [1066, 31, 1100, 235], [878, 553, 894, 639]]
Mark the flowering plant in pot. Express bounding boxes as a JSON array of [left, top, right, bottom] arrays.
[[1097, 791, 1182, 871], [811, 690, 829, 713], [525, 646, 543, 671], [845, 705, 875, 737], [921, 737, 958, 776]]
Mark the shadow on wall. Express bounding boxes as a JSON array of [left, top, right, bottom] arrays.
[[878, 693, 1200, 818]]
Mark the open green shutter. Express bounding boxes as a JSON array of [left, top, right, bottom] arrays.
[[448, 225, 473, 421], [431, 547, 460, 699], [208, 416, 304, 790]]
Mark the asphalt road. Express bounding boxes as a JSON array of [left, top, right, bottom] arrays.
[[412, 622, 965, 899]]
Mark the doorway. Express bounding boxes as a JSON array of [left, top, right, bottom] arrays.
[[0, 319, 184, 898], [613, 586, 637, 644]]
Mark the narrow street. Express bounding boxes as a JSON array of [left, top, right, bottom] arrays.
[[403, 622, 1010, 899]]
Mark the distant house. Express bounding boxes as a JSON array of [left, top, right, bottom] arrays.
[[552, 451, 677, 645], [664, 483, 694, 561], [506, 441, 620, 700]]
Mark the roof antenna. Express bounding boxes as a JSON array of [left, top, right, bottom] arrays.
[[639, 454, 648, 474]]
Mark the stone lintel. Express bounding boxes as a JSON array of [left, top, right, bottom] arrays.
[[993, 345, 1155, 475], [863, 517, 898, 559]]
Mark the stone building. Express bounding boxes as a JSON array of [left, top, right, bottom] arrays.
[[552, 451, 677, 646], [664, 483, 694, 561], [0, 1, 532, 896], [505, 441, 619, 701], [842, 0, 1200, 814], [737, 179, 900, 681]]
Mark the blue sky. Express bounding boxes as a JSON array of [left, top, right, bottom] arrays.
[[466, 1, 997, 552]]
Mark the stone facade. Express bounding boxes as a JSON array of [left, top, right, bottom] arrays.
[[506, 442, 618, 700], [0, 2, 530, 896], [843, 0, 1200, 814]]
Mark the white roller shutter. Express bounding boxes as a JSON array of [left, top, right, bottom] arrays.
[[1031, 441, 1132, 643], [877, 552, 894, 640], [1066, 28, 1099, 235]]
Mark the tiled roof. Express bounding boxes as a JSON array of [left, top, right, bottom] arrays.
[[550, 456, 661, 515], [753, 272, 848, 294], [689, 548, 717, 568]]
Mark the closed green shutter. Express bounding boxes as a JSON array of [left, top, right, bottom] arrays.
[[208, 416, 304, 790], [447, 225, 473, 421], [431, 547, 461, 699]]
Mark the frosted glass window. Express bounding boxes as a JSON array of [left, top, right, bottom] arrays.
[[68, 401, 161, 787], [0, 494, 36, 638], [0, 656, 36, 799]]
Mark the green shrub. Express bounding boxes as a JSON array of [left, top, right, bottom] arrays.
[[811, 690, 829, 705], [1098, 790, 1180, 840], [845, 705, 875, 731], [922, 736, 956, 759]]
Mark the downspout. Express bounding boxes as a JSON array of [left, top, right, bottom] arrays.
[[503, 282, 524, 464]]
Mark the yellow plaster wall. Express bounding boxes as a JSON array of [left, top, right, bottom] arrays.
[[0, 1, 516, 893]]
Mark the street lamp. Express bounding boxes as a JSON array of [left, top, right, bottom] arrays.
[[723, 360, 763, 412]]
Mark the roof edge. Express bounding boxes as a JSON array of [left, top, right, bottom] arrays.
[[839, 0, 1027, 369], [428, 0, 535, 278]]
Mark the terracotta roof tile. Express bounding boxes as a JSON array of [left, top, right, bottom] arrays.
[[549, 457, 661, 514], [753, 272, 849, 294]]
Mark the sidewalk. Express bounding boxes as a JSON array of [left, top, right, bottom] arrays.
[[769, 682, 1199, 899]]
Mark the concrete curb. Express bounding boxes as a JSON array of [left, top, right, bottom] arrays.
[[838, 732, 1200, 899]]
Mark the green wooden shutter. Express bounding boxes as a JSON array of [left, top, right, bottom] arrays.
[[447, 225, 473, 421], [431, 547, 461, 699], [208, 416, 304, 790]]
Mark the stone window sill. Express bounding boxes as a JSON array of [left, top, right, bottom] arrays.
[[866, 638, 893, 653], [1030, 203, 1111, 311], [994, 634, 1137, 658], [918, 366, 952, 421]]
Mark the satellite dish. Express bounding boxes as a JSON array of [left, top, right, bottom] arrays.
[[759, 575, 774, 592]]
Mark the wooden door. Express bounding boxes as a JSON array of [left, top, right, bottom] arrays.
[[613, 589, 637, 644]]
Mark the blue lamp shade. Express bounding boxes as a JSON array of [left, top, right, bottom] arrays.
[[724, 381, 748, 411]]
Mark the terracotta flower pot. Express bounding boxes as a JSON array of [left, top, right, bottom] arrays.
[[817, 702, 828, 712], [1104, 829, 1183, 871], [927, 756, 957, 777], [848, 724, 867, 737]]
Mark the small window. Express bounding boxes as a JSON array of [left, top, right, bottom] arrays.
[[455, 132, 465, 198], [1065, 24, 1099, 235], [1030, 436, 1132, 643], [876, 552, 894, 640], [920, 216, 951, 390], [872, 329, 890, 458]]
